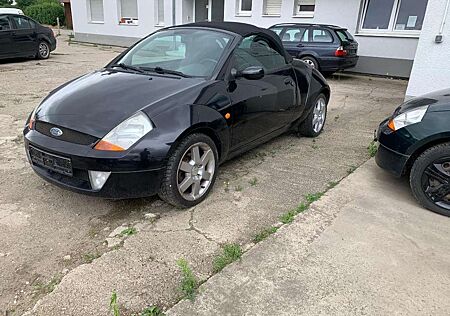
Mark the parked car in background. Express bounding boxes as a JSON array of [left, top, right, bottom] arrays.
[[269, 23, 359, 75], [376, 89, 450, 217], [0, 13, 56, 60], [23, 22, 330, 208], [0, 8, 24, 15]]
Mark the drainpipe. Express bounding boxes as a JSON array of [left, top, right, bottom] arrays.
[[172, 0, 176, 26], [436, 0, 450, 43]]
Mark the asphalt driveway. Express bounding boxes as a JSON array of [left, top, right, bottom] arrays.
[[0, 36, 407, 315]]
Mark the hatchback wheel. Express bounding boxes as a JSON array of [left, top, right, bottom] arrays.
[[410, 143, 450, 217], [36, 41, 50, 59], [301, 56, 319, 70], [159, 133, 218, 208], [298, 94, 327, 137]]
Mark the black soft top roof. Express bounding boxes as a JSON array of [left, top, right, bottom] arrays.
[[171, 21, 291, 62]]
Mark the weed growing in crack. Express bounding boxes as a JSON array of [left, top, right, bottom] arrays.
[[328, 181, 338, 189], [33, 274, 62, 296], [249, 177, 258, 186], [280, 209, 297, 224], [213, 244, 242, 273], [120, 227, 137, 237], [139, 306, 165, 316], [278, 192, 323, 226], [234, 185, 243, 192], [253, 226, 278, 243], [83, 252, 101, 264], [347, 165, 357, 174], [176, 258, 198, 300], [306, 192, 323, 204], [368, 141, 378, 157], [110, 290, 120, 316]]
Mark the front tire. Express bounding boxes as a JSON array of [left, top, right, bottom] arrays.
[[36, 41, 50, 59], [410, 143, 450, 217], [298, 94, 327, 137], [158, 133, 218, 208]]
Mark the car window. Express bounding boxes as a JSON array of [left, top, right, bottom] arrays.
[[311, 29, 333, 43], [233, 35, 286, 73], [0, 16, 11, 31], [270, 27, 283, 36], [336, 30, 354, 42], [11, 16, 31, 29], [282, 27, 307, 43]]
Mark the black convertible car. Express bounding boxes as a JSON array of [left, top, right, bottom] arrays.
[[376, 89, 450, 217], [24, 22, 330, 208]]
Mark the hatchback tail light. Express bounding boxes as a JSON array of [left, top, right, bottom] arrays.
[[335, 47, 348, 57]]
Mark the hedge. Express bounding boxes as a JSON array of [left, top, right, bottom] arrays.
[[24, 2, 65, 26]]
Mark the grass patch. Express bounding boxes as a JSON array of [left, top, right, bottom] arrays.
[[83, 252, 101, 264], [110, 290, 120, 316], [368, 141, 378, 157], [280, 209, 297, 224], [176, 258, 198, 300], [278, 193, 324, 226], [120, 227, 137, 237], [33, 274, 62, 296], [213, 244, 242, 273], [234, 185, 243, 192], [248, 177, 258, 186], [253, 226, 278, 243], [305, 192, 323, 204], [139, 306, 165, 316]]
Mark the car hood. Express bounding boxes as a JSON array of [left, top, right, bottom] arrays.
[[35, 69, 205, 138], [398, 88, 450, 115]]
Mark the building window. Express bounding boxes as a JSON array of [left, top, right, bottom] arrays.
[[294, 0, 315, 17], [88, 0, 104, 23], [155, 0, 164, 26], [263, 0, 282, 16], [237, 0, 252, 16], [360, 0, 428, 34], [119, 0, 138, 25]]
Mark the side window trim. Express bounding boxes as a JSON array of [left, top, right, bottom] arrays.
[[0, 16, 12, 31]]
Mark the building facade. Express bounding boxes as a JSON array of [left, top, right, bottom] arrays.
[[71, 0, 430, 78]]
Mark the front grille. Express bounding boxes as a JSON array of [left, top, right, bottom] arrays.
[[35, 121, 98, 146]]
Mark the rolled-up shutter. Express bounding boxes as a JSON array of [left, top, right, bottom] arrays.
[[264, 0, 282, 15], [90, 0, 104, 22]]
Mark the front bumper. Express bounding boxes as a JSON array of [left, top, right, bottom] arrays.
[[374, 119, 410, 177], [24, 131, 164, 199]]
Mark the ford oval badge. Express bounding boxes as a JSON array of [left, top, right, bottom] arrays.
[[50, 127, 63, 137]]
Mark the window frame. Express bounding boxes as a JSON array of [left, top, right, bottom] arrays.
[[236, 0, 252, 17], [118, 0, 139, 26], [0, 15, 12, 32], [10, 15, 32, 30], [87, 0, 104, 24], [358, 0, 427, 37], [155, 0, 164, 26], [293, 0, 316, 18]]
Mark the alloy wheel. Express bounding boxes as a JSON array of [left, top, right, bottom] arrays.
[[312, 97, 326, 133], [177, 142, 215, 201], [39, 42, 49, 58], [303, 59, 316, 68], [422, 159, 450, 210]]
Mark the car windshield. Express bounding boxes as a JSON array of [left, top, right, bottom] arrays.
[[116, 28, 233, 78]]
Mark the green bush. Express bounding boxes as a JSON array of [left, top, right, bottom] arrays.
[[24, 2, 65, 26]]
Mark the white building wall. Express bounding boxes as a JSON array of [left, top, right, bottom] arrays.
[[406, 0, 450, 98]]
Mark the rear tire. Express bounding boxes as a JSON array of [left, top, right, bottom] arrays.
[[301, 56, 319, 70], [36, 41, 50, 59], [158, 133, 219, 208], [298, 94, 327, 137], [410, 143, 450, 217]]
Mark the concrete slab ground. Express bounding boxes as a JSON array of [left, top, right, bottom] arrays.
[[168, 160, 450, 316], [0, 34, 408, 315]]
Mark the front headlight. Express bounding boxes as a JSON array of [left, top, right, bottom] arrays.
[[387, 105, 429, 131], [94, 111, 153, 151]]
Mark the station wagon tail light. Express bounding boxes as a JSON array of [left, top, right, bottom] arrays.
[[387, 105, 429, 131], [94, 111, 153, 151], [335, 47, 348, 57]]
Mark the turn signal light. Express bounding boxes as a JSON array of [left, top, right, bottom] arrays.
[[387, 119, 396, 131], [94, 140, 125, 151]]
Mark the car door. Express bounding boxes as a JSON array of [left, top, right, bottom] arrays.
[[280, 26, 308, 58], [10, 15, 37, 56], [308, 27, 338, 68], [227, 35, 298, 149], [0, 15, 14, 58]]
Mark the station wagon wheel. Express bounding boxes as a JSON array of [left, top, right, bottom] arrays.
[[301, 56, 319, 70], [298, 93, 327, 138], [158, 133, 218, 208], [410, 143, 450, 217], [37, 41, 50, 59]]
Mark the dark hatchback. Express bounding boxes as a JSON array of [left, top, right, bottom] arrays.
[[376, 89, 450, 217], [0, 13, 56, 60], [269, 23, 359, 75]]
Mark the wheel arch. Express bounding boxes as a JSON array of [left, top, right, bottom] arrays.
[[404, 136, 450, 175]]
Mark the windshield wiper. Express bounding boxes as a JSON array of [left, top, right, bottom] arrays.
[[110, 63, 145, 74], [140, 66, 192, 78]]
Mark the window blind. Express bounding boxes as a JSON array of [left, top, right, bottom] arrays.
[[264, 0, 282, 15], [89, 0, 104, 22], [121, 0, 138, 18]]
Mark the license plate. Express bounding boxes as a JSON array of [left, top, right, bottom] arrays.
[[29, 145, 73, 176]]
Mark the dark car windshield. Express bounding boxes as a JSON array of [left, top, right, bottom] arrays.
[[116, 28, 233, 78], [336, 30, 355, 42]]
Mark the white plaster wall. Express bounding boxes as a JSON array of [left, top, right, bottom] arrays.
[[406, 0, 450, 97]]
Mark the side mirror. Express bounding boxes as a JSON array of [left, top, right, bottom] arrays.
[[240, 66, 265, 80]]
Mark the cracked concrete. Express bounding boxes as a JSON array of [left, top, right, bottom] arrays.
[[0, 33, 408, 315]]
